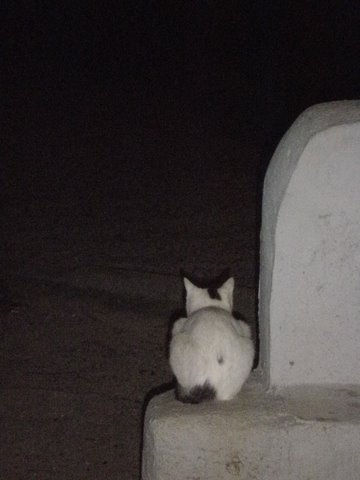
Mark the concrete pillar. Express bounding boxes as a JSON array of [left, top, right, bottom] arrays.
[[259, 100, 360, 387], [142, 101, 360, 480]]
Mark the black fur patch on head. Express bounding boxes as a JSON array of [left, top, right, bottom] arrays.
[[176, 381, 216, 404], [217, 355, 224, 365], [207, 287, 221, 300]]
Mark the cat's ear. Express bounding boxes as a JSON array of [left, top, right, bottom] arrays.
[[183, 277, 195, 294], [219, 277, 234, 298]]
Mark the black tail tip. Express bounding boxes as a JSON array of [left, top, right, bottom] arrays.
[[176, 381, 216, 404]]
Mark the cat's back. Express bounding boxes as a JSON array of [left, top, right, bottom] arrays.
[[186, 306, 251, 341], [189, 306, 232, 323], [186, 306, 236, 337]]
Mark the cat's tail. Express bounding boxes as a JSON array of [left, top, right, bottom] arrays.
[[175, 380, 216, 404]]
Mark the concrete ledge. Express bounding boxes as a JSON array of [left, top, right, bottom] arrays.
[[142, 383, 360, 480]]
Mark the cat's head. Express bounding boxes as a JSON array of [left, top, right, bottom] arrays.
[[184, 276, 234, 315]]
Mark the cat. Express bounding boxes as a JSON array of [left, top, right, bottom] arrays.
[[169, 276, 254, 403]]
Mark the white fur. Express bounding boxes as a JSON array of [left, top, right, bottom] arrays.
[[169, 277, 254, 401]]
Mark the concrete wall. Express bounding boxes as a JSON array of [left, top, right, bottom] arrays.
[[259, 100, 360, 387]]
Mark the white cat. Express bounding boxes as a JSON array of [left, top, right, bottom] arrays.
[[169, 276, 254, 403]]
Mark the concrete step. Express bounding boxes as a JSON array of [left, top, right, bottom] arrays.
[[142, 381, 360, 480]]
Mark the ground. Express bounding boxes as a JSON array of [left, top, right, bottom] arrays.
[[1, 283, 170, 480]]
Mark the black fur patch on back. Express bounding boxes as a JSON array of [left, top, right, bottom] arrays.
[[207, 287, 221, 300], [176, 381, 216, 404]]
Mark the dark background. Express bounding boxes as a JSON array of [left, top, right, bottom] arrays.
[[4, 1, 359, 201]]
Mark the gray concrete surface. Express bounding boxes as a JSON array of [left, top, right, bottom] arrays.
[[260, 100, 360, 386], [142, 384, 360, 480]]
